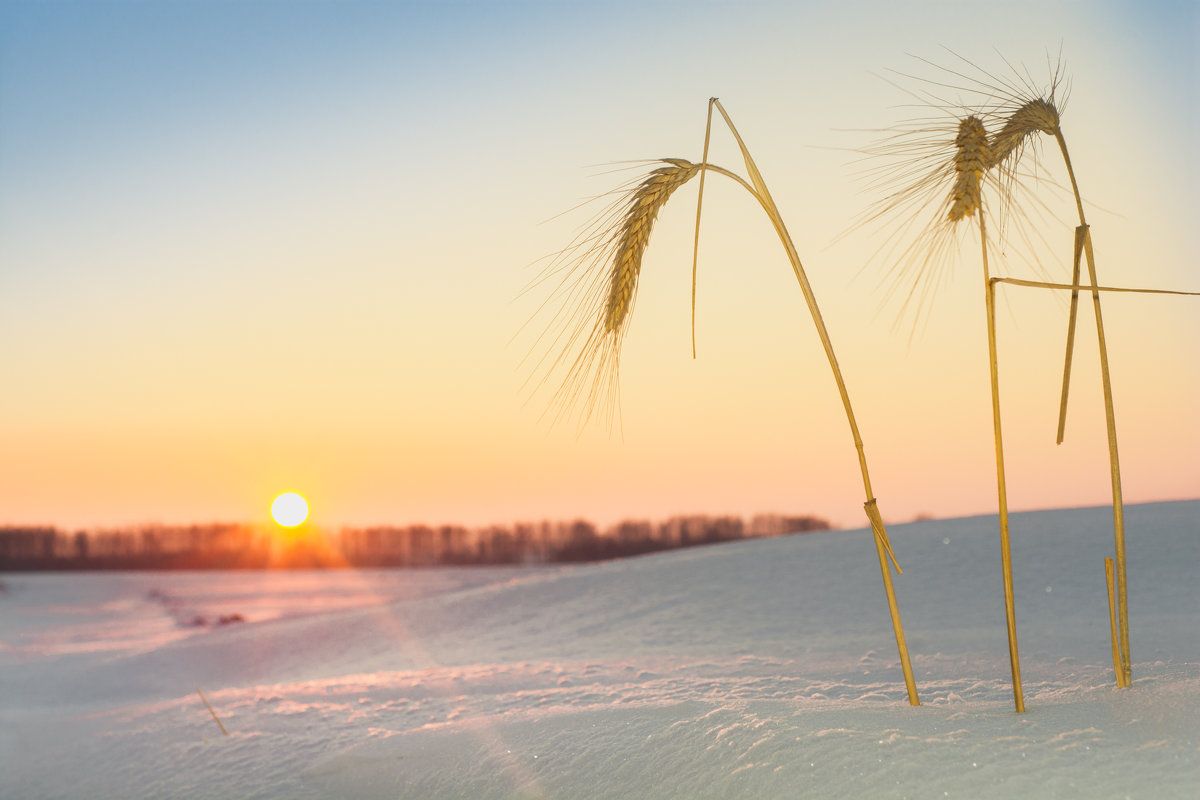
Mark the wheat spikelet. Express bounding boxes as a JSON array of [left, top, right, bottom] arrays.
[[948, 116, 989, 221], [604, 159, 700, 332]]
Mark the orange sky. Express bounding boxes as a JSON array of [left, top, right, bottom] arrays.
[[1, 1, 1196, 531]]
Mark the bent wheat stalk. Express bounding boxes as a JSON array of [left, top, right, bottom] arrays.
[[1054, 130, 1131, 687], [699, 99, 917, 705]]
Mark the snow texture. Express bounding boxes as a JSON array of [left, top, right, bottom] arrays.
[[1, 501, 1197, 799]]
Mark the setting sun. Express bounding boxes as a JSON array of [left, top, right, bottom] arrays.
[[271, 492, 309, 527]]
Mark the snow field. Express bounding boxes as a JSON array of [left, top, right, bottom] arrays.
[[1, 501, 1197, 798]]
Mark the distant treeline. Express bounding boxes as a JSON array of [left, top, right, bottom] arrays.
[[0, 513, 830, 570]]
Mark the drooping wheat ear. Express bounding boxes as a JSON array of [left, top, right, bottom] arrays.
[[518, 157, 702, 430], [987, 98, 1060, 169], [948, 116, 989, 222], [604, 158, 700, 332]]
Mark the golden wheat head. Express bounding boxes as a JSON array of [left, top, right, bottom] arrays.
[[604, 159, 700, 333], [948, 116, 989, 222], [521, 159, 700, 430], [846, 52, 1071, 335], [987, 98, 1060, 169]]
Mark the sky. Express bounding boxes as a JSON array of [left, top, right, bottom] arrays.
[[1, 0, 1197, 532]]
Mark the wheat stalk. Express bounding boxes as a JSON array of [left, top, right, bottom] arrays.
[[937, 105, 1027, 711], [700, 104, 918, 706], [974, 177, 1024, 712]]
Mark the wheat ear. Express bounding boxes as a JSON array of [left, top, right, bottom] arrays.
[[518, 158, 703, 430], [604, 159, 700, 333], [987, 98, 1060, 168], [948, 116, 989, 221]]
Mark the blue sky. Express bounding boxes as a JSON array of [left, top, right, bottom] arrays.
[[1, 0, 1196, 529]]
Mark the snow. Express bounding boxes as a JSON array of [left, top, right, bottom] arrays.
[[2, 501, 1197, 799]]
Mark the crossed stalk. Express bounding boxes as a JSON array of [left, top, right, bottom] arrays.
[[964, 94, 1198, 710]]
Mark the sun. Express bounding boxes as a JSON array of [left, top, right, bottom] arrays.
[[271, 492, 309, 528]]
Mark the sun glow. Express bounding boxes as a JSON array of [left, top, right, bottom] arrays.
[[271, 492, 309, 527]]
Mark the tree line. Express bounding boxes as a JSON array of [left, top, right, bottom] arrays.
[[0, 513, 829, 570]]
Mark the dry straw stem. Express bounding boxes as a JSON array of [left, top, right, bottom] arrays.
[[526, 98, 920, 705], [697, 100, 916, 705], [992, 276, 1200, 297], [1105, 558, 1127, 687], [197, 688, 229, 736], [979, 210, 1023, 712]]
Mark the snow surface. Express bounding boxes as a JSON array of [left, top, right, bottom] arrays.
[[1, 501, 1197, 799]]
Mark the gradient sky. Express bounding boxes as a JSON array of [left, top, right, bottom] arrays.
[[2, 0, 1196, 531]]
